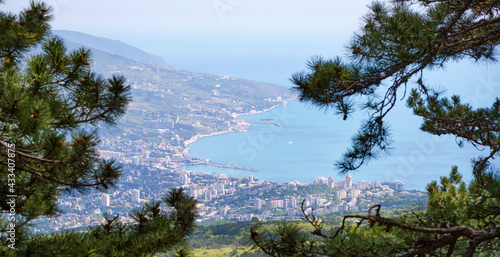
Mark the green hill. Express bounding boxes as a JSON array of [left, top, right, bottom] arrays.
[[53, 30, 293, 133]]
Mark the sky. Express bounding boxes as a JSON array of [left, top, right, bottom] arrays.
[[2, 0, 375, 85], [2, 0, 498, 88]]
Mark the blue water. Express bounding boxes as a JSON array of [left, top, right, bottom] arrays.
[[181, 99, 491, 190], [176, 50, 500, 191]]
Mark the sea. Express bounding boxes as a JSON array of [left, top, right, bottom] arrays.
[[171, 41, 500, 191], [180, 99, 489, 190]]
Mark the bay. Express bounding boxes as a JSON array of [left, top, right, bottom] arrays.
[[181, 100, 484, 190]]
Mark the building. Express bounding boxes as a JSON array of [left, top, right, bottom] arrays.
[[219, 206, 230, 216], [215, 183, 225, 195], [192, 189, 204, 199], [132, 156, 141, 165], [336, 189, 347, 200], [382, 180, 405, 191], [254, 198, 264, 210], [217, 174, 228, 180], [172, 153, 183, 161], [336, 173, 353, 189], [283, 198, 290, 208], [204, 190, 212, 201], [270, 200, 285, 209], [371, 181, 382, 188], [101, 194, 110, 207], [131, 189, 140, 203], [328, 177, 335, 189], [348, 189, 361, 198], [312, 198, 326, 206], [249, 174, 254, 184], [355, 181, 370, 190], [313, 176, 328, 185], [346, 173, 353, 188], [99, 150, 123, 160], [179, 174, 190, 185]]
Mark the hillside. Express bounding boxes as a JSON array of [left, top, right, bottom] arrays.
[[53, 30, 167, 65], [53, 30, 293, 134]]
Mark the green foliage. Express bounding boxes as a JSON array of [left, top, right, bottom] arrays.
[[0, 0, 131, 235], [0, 2, 195, 256], [253, 0, 500, 256], [252, 169, 500, 256], [425, 166, 469, 227], [292, 0, 500, 172], [10, 188, 198, 257]]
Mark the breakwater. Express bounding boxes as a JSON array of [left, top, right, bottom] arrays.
[[248, 121, 284, 128], [205, 162, 258, 172]]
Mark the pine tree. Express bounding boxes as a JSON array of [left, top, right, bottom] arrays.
[[20, 188, 198, 257], [252, 0, 500, 256], [0, 1, 197, 256]]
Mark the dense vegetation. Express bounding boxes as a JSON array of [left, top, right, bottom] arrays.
[[0, 2, 197, 256], [251, 0, 500, 256]]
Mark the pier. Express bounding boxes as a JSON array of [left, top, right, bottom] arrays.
[[248, 121, 284, 128], [205, 162, 258, 172], [183, 158, 259, 172]]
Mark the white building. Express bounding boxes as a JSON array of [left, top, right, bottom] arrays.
[[269, 200, 285, 209], [336, 189, 347, 200], [348, 189, 361, 198], [131, 189, 140, 202], [204, 190, 212, 201], [179, 174, 190, 185], [101, 194, 110, 207], [132, 156, 141, 165], [313, 176, 328, 185], [312, 198, 326, 206], [336, 173, 353, 189], [346, 173, 353, 188], [355, 182, 370, 190], [254, 198, 264, 210], [217, 174, 228, 179], [382, 180, 405, 191], [328, 177, 335, 189], [215, 183, 225, 195]]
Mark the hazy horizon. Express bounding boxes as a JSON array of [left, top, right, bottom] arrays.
[[3, 0, 374, 86]]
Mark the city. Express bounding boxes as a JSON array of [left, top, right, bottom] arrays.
[[31, 123, 424, 234]]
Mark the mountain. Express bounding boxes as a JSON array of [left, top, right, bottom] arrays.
[[52, 30, 293, 134], [53, 30, 167, 66]]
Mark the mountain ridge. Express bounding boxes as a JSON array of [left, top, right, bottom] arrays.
[[51, 30, 292, 135], [53, 30, 167, 66]]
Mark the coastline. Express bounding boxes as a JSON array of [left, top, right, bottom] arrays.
[[183, 100, 290, 150], [178, 101, 290, 173], [233, 101, 289, 118]]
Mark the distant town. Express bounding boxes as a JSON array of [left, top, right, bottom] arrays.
[[32, 115, 423, 233]]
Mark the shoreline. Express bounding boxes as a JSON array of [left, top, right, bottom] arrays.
[[233, 101, 289, 118], [179, 100, 291, 173], [183, 100, 290, 150]]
